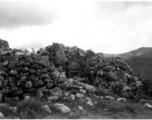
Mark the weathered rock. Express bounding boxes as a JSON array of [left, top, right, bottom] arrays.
[[80, 89, 86, 94], [25, 81, 33, 89], [135, 80, 142, 87], [20, 76, 27, 82], [76, 93, 84, 99], [0, 112, 3, 117], [22, 67, 28, 71], [102, 66, 115, 72], [78, 106, 83, 111], [0, 65, 8, 72], [49, 87, 63, 97], [53, 70, 60, 78], [43, 78, 52, 83], [47, 96, 59, 101], [0, 93, 2, 103], [40, 74, 50, 80], [46, 83, 54, 89], [64, 78, 74, 87], [29, 68, 36, 74], [9, 70, 18, 75], [84, 84, 96, 93], [2, 61, 9, 66], [86, 98, 93, 106], [143, 103, 152, 108], [58, 72, 66, 83], [0, 39, 9, 49], [34, 80, 45, 88], [71, 94, 75, 100], [8, 61, 17, 69], [122, 85, 132, 92], [43, 105, 52, 114], [0, 76, 4, 81], [117, 98, 127, 102], [8, 77, 16, 84], [55, 103, 71, 113], [36, 90, 43, 99], [107, 71, 117, 81], [24, 95, 30, 100], [104, 96, 115, 100]]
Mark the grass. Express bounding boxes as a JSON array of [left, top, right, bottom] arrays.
[[1, 95, 152, 119], [16, 99, 49, 119], [0, 106, 15, 117]]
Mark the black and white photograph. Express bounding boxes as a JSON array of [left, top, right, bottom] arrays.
[[0, 0, 152, 119]]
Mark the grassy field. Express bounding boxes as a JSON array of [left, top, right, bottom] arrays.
[[0, 95, 152, 119]]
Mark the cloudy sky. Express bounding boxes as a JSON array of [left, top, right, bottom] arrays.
[[0, 0, 152, 54]]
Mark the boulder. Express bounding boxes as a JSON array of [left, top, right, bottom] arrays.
[[55, 103, 71, 113], [43, 105, 52, 114], [46, 83, 54, 89], [104, 96, 115, 100], [47, 96, 59, 101], [71, 94, 75, 100], [0, 112, 3, 117], [117, 98, 127, 102], [49, 87, 63, 97], [143, 103, 152, 108], [35, 90, 43, 99], [25, 81, 33, 89], [84, 84, 96, 93], [34, 80, 45, 88], [86, 98, 93, 106], [80, 89, 86, 94], [102, 66, 115, 72], [20, 76, 27, 82], [135, 80, 142, 87], [8, 61, 17, 69], [64, 78, 74, 87], [40, 74, 50, 80], [76, 93, 84, 99], [107, 71, 117, 81], [0, 39, 9, 49], [122, 85, 132, 92], [78, 106, 83, 111], [9, 70, 18, 75], [58, 73, 67, 83]]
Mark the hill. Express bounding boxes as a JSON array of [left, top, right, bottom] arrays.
[[115, 47, 152, 75]]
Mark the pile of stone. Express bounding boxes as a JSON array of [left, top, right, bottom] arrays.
[[0, 40, 144, 102], [38, 43, 144, 98], [0, 41, 96, 101]]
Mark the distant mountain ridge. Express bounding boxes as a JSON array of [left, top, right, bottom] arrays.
[[103, 47, 152, 77], [118, 47, 152, 60]]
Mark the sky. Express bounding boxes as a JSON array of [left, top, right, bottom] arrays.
[[0, 0, 152, 54]]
